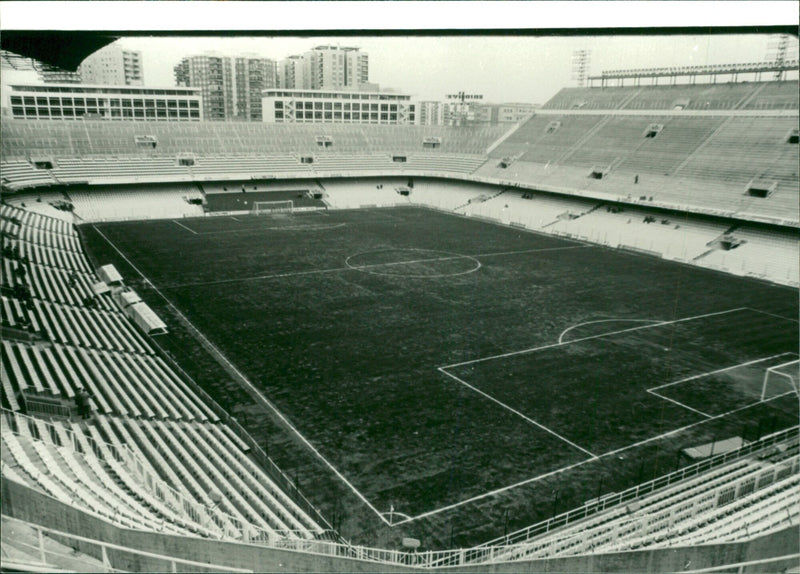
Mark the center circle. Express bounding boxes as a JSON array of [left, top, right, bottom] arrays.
[[344, 248, 481, 278]]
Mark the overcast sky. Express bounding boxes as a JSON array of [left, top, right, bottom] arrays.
[[1, 2, 797, 105], [110, 33, 797, 104]]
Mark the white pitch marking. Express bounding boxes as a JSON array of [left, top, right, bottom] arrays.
[[558, 318, 662, 344], [474, 245, 590, 259], [439, 367, 598, 458], [167, 243, 583, 288], [391, 388, 795, 526], [646, 389, 713, 418], [442, 307, 749, 370], [182, 222, 347, 235], [648, 352, 797, 391], [92, 225, 393, 526], [745, 307, 800, 323], [600, 390, 796, 460], [346, 244, 585, 273], [172, 220, 198, 235], [229, 216, 241, 222], [166, 266, 350, 289]]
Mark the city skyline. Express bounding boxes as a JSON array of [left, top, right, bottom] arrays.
[[2, 34, 798, 107], [98, 33, 800, 105], [0, 2, 797, 106]]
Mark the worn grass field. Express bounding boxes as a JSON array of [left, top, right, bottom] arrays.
[[81, 206, 799, 548]]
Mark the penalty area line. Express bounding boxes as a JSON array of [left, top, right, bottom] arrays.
[[646, 389, 713, 418], [438, 367, 597, 459], [745, 307, 800, 324], [392, 385, 796, 527], [172, 220, 199, 235], [442, 307, 749, 370], [558, 318, 662, 345]]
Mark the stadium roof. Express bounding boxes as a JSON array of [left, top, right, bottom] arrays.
[[0, 31, 119, 72]]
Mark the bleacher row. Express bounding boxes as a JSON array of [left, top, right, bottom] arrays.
[[455, 187, 799, 286], [0, 153, 490, 193], [542, 81, 799, 111], [489, 114, 797, 185], [0, 120, 508, 159], [66, 185, 205, 222], [0, 203, 327, 543], [3, 115, 796, 228], [484, 438, 799, 563], [311, 179, 799, 287]]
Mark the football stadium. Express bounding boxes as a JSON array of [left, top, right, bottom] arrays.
[[1, 23, 799, 573]]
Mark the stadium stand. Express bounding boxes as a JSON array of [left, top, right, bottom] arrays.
[[0, 120, 508, 159], [1, 205, 329, 550], [1, 74, 798, 572], [543, 82, 796, 111], [66, 184, 204, 221]]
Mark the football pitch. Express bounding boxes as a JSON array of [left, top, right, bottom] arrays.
[[83, 206, 799, 532]]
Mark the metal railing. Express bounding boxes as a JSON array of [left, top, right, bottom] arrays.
[[477, 426, 799, 551], [1, 409, 325, 544], [3, 408, 798, 569], [0, 514, 253, 573]]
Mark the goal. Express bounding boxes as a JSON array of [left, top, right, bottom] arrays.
[[760, 359, 799, 401], [252, 200, 293, 215]]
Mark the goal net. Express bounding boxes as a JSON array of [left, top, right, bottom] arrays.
[[252, 200, 293, 215], [761, 359, 799, 401]]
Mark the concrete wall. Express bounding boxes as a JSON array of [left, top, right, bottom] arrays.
[[445, 528, 799, 573], [1, 478, 421, 572], [3, 478, 798, 573]]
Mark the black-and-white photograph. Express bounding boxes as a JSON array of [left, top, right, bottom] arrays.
[[0, 2, 798, 572]]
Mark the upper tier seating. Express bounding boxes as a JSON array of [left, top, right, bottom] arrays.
[[1, 120, 508, 160], [543, 82, 796, 111]]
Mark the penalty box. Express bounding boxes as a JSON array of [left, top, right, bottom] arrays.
[[441, 308, 798, 457]]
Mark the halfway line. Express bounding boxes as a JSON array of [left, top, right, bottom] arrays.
[[166, 244, 589, 289]]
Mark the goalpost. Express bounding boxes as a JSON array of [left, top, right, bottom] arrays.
[[252, 200, 294, 215], [761, 359, 800, 401]]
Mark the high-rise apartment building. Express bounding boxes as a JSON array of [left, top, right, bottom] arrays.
[[279, 55, 310, 89], [78, 44, 144, 86], [234, 55, 278, 121], [174, 53, 277, 121], [279, 46, 369, 91]]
